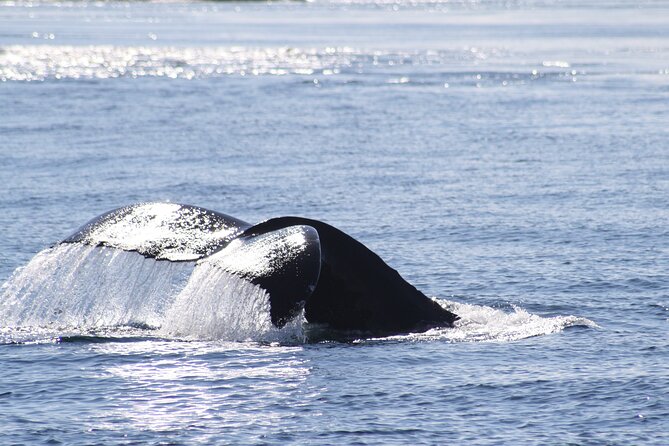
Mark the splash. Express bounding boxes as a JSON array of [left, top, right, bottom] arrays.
[[0, 244, 303, 344], [162, 263, 305, 343], [0, 244, 192, 329]]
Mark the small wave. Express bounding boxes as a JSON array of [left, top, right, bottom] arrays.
[[359, 299, 597, 343], [7, 44, 662, 86], [0, 324, 165, 345], [0, 326, 62, 345]]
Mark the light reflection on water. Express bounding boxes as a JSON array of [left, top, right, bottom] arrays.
[[91, 341, 317, 436], [1, 44, 667, 83]]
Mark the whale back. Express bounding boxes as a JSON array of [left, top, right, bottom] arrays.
[[243, 217, 459, 334]]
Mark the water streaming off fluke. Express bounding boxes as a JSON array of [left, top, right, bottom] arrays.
[[0, 244, 303, 343], [162, 263, 305, 343], [0, 244, 192, 329]]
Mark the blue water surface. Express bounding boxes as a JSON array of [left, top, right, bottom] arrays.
[[1, 0, 668, 444]]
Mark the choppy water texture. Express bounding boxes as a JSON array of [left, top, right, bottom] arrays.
[[1, 0, 668, 444]]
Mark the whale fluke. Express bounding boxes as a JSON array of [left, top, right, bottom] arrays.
[[59, 202, 458, 334]]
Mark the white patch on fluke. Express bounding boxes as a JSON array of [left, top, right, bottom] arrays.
[[78, 203, 241, 261], [204, 226, 309, 279]]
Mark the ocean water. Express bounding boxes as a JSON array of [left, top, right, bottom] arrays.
[[1, 0, 668, 444]]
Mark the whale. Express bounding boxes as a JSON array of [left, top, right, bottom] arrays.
[[62, 202, 459, 334]]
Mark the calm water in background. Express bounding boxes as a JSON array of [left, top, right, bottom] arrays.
[[1, 0, 668, 444]]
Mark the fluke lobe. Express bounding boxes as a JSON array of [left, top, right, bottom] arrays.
[[64, 202, 459, 334]]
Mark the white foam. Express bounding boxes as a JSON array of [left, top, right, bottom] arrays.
[[361, 299, 597, 343]]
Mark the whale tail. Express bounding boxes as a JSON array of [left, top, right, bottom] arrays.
[[243, 217, 459, 334], [57, 202, 458, 334]]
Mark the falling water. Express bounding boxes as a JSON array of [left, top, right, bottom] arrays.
[[162, 263, 305, 343], [0, 244, 192, 329], [0, 243, 304, 343]]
